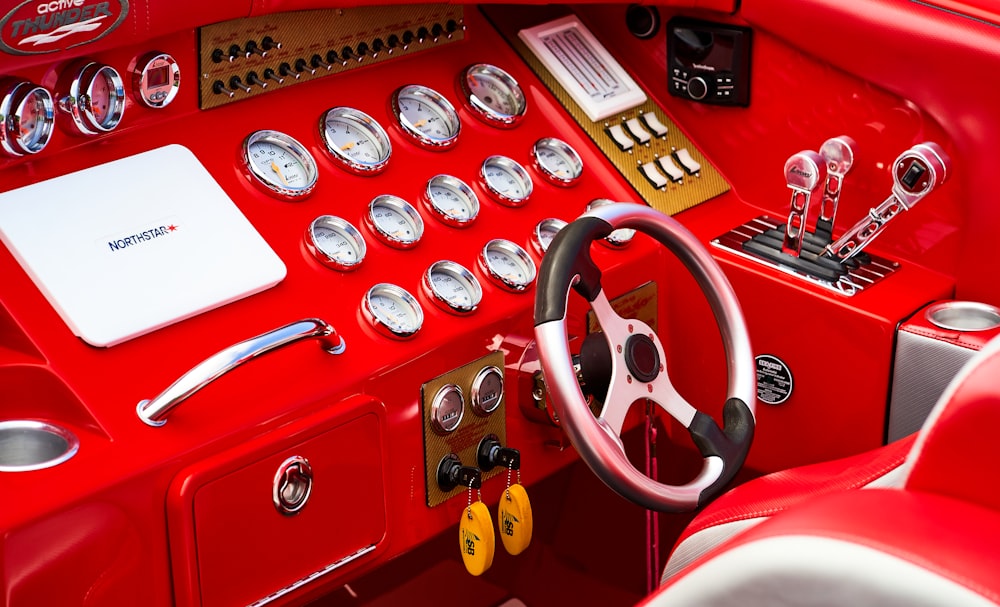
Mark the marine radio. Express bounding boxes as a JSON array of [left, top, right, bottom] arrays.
[[667, 17, 752, 106]]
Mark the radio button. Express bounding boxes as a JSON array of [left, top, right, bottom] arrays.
[[687, 76, 708, 100]]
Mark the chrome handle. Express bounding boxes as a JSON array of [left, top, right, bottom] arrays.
[[273, 455, 313, 515], [137, 318, 345, 426]]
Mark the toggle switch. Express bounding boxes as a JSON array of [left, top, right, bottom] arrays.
[[477, 435, 521, 472], [437, 453, 482, 491]]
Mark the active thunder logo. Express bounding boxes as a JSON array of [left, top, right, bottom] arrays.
[[0, 0, 128, 55], [107, 223, 178, 252]]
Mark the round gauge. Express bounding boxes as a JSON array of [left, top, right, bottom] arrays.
[[479, 239, 536, 292], [0, 81, 54, 157], [366, 194, 423, 249], [480, 155, 533, 207], [587, 199, 636, 247], [243, 130, 319, 200], [459, 63, 526, 128], [57, 61, 125, 135], [430, 383, 465, 434], [471, 365, 504, 416], [423, 174, 480, 227], [304, 215, 366, 271], [422, 260, 483, 315], [532, 137, 584, 186], [530, 217, 568, 257], [320, 107, 392, 175], [129, 52, 180, 108], [390, 84, 461, 150], [362, 283, 424, 339]]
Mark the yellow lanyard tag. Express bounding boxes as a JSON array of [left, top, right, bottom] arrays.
[[499, 483, 533, 555], [459, 500, 495, 576]]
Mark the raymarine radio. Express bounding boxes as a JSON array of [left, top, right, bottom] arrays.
[[667, 17, 752, 106]]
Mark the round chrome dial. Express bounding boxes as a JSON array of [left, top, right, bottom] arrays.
[[423, 174, 480, 227], [320, 107, 392, 175], [0, 81, 54, 157], [471, 365, 504, 416], [366, 194, 423, 249], [479, 239, 536, 292], [532, 137, 584, 186], [391, 84, 461, 150], [530, 217, 569, 257], [480, 155, 533, 207], [57, 61, 126, 135], [587, 199, 636, 246], [459, 63, 526, 128], [243, 130, 319, 200], [129, 52, 180, 108], [304, 215, 366, 271], [363, 283, 424, 339], [423, 260, 483, 315], [430, 384, 465, 434]]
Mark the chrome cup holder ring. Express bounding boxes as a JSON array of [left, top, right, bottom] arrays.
[[0, 420, 79, 472]]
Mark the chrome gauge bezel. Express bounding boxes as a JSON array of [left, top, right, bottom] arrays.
[[242, 129, 319, 200], [57, 61, 126, 135], [0, 80, 54, 157], [304, 215, 366, 271], [365, 194, 424, 249], [390, 84, 461, 150], [423, 174, 480, 228], [422, 260, 483, 315], [532, 137, 584, 187], [471, 365, 504, 416], [459, 63, 527, 128], [587, 198, 636, 247], [362, 282, 424, 340], [479, 238, 537, 292], [530, 217, 569, 257], [429, 383, 465, 434], [320, 107, 392, 175], [480, 155, 533, 207], [129, 52, 180, 109]]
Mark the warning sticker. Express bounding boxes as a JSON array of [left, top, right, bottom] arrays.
[[755, 354, 793, 405]]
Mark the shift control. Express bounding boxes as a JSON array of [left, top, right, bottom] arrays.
[[437, 454, 482, 491], [815, 136, 857, 242], [780, 151, 827, 258]]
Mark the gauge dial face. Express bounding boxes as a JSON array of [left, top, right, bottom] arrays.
[[471, 366, 504, 415], [130, 52, 179, 108], [363, 283, 424, 339], [58, 62, 126, 135], [366, 195, 423, 248], [244, 130, 319, 199], [391, 84, 461, 149], [423, 260, 482, 314], [423, 174, 480, 227], [460, 63, 526, 128], [587, 198, 636, 246], [430, 384, 465, 434], [479, 239, 536, 292], [320, 107, 392, 174], [305, 215, 366, 270], [530, 217, 569, 257], [532, 137, 584, 186], [0, 82, 54, 157], [480, 155, 533, 207]]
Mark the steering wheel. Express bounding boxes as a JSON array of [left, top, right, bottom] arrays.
[[533, 203, 756, 512]]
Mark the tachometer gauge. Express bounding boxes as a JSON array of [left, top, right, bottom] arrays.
[[304, 215, 366, 271], [423, 260, 483, 315], [366, 194, 423, 249], [587, 198, 636, 247], [530, 217, 568, 257], [0, 80, 54, 157], [320, 107, 392, 175], [459, 63, 527, 128], [57, 60, 125, 135], [242, 130, 319, 200], [423, 174, 480, 227], [391, 84, 461, 150], [479, 239, 536, 292], [532, 137, 584, 186], [480, 155, 533, 207], [363, 283, 424, 339]]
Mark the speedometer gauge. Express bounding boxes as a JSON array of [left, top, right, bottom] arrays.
[[363, 283, 424, 339], [532, 137, 584, 186], [0, 80, 54, 157], [530, 217, 568, 257], [479, 239, 536, 292], [423, 260, 482, 315], [391, 84, 461, 150], [243, 130, 319, 200], [320, 107, 392, 175], [587, 198, 636, 247], [459, 63, 527, 128], [305, 215, 366, 271], [423, 174, 480, 227], [366, 194, 423, 249], [480, 155, 533, 207]]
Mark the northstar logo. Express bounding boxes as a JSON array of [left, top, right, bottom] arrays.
[[107, 223, 178, 252]]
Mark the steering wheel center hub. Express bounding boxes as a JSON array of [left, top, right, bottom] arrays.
[[624, 333, 660, 382]]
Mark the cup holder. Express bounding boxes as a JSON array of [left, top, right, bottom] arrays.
[[0, 420, 79, 472], [925, 301, 1000, 332]]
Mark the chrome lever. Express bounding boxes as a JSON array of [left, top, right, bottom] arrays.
[[780, 151, 827, 258], [824, 142, 950, 263], [815, 135, 857, 242], [137, 318, 346, 426]]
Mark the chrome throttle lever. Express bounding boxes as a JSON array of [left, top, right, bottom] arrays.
[[823, 142, 950, 263], [780, 151, 827, 258], [815, 135, 857, 242]]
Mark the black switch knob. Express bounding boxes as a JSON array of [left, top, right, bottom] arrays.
[[477, 435, 520, 472], [437, 454, 483, 491]]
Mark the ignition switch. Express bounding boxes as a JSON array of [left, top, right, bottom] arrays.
[[477, 434, 520, 472], [437, 453, 482, 491]]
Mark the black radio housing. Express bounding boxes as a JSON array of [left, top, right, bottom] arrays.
[[667, 17, 752, 106]]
